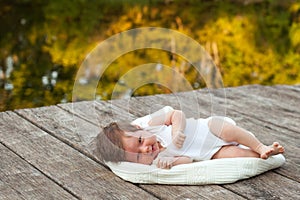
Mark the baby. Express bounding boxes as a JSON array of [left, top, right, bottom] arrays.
[[92, 106, 284, 169]]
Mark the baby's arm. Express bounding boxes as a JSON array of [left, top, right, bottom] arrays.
[[156, 156, 193, 169], [148, 106, 187, 148]]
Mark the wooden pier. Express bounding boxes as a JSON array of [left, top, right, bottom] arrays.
[[0, 84, 299, 199]]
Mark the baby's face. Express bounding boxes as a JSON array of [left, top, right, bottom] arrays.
[[122, 130, 160, 165]]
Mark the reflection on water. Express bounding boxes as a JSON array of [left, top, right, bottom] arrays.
[[72, 28, 222, 103], [0, 0, 299, 111], [42, 71, 58, 89], [2, 56, 14, 91]]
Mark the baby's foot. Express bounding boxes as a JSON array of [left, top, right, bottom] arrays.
[[258, 142, 285, 159]]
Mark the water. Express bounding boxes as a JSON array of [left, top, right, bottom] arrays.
[[0, 0, 299, 111]]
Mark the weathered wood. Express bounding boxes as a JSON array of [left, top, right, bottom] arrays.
[[1, 84, 299, 199], [58, 100, 136, 126], [112, 92, 206, 121], [223, 171, 300, 200], [0, 143, 76, 200], [16, 105, 100, 152], [140, 184, 246, 200], [207, 86, 299, 133], [0, 111, 157, 199], [235, 85, 300, 111], [274, 85, 300, 101]]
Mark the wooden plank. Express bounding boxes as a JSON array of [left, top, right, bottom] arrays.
[[58, 100, 246, 199], [0, 143, 76, 200], [274, 84, 300, 100], [0, 111, 157, 199], [107, 93, 194, 120], [235, 85, 300, 111], [110, 91, 205, 119], [58, 100, 136, 126], [134, 89, 212, 118], [228, 85, 300, 118], [16, 105, 100, 152], [140, 184, 245, 200], [208, 86, 299, 133], [108, 97, 152, 117], [223, 171, 300, 199], [0, 180, 24, 200]]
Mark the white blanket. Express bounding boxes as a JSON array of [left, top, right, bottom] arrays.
[[106, 154, 285, 184]]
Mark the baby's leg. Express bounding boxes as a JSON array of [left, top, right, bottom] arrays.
[[208, 117, 284, 159], [212, 145, 259, 159]]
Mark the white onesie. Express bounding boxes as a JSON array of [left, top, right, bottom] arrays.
[[131, 106, 237, 162]]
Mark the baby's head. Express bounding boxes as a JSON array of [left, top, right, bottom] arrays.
[[92, 122, 159, 165], [92, 122, 136, 163]]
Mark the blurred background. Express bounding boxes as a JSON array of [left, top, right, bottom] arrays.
[[0, 0, 299, 111]]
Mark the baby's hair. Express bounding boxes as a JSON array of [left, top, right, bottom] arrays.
[[91, 121, 141, 163]]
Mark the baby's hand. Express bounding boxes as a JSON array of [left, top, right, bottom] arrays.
[[172, 130, 186, 149], [156, 157, 175, 169]]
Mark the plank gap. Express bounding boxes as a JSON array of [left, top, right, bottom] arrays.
[[13, 108, 111, 172], [0, 141, 80, 199]]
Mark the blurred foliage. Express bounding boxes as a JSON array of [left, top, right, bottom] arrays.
[[0, 0, 299, 111]]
